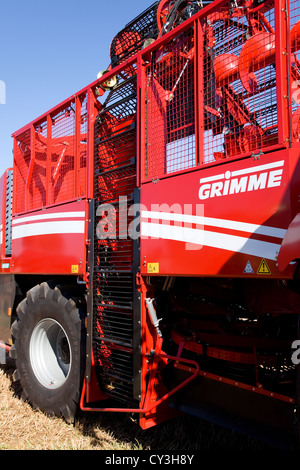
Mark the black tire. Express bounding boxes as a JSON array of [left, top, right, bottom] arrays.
[[9, 282, 86, 423]]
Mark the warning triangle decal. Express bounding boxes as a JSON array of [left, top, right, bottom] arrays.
[[257, 259, 271, 275], [244, 261, 254, 273]]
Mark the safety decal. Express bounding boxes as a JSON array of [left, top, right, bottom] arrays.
[[257, 259, 271, 275], [147, 263, 159, 274], [244, 261, 254, 274], [71, 265, 79, 274], [1, 263, 10, 269]]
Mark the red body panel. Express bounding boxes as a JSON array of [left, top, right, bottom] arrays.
[[141, 149, 298, 277], [11, 200, 88, 275], [278, 213, 300, 271]]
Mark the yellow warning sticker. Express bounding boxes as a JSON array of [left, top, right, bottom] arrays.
[[147, 263, 159, 274], [257, 259, 271, 275], [71, 265, 79, 274]]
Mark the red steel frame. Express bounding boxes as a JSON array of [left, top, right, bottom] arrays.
[[138, 0, 300, 282], [0, 0, 299, 430], [138, 0, 293, 184]]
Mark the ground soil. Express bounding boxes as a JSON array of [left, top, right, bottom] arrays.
[[0, 367, 279, 450]]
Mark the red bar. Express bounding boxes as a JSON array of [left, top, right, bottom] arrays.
[[46, 114, 52, 206], [195, 18, 204, 165], [25, 125, 34, 211], [80, 352, 200, 414]]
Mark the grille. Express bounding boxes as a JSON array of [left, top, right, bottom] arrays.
[[145, 27, 196, 180], [203, 1, 278, 163], [93, 74, 139, 405], [143, 0, 285, 180], [13, 94, 88, 213], [110, 2, 159, 68], [5, 170, 13, 256]]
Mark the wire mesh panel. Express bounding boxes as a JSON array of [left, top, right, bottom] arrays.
[[29, 120, 48, 209], [13, 94, 88, 213], [144, 27, 196, 180], [110, 1, 159, 68], [93, 73, 139, 405], [13, 129, 31, 214], [142, 0, 288, 181], [50, 105, 76, 204], [79, 95, 88, 198], [203, 1, 278, 163], [50, 95, 88, 205]]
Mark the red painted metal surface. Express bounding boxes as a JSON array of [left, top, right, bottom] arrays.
[[140, 150, 294, 277], [278, 213, 300, 271], [11, 200, 88, 275], [138, 0, 300, 280], [80, 342, 200, 419], [176, 362, 295, 405], [0, 0, 299, 437], [13, 93, 89, 214]]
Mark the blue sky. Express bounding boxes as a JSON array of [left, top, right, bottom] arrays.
[[0, 0, 154, 176]]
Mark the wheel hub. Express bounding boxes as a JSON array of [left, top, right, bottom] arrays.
[[29, 318, 72, 389]]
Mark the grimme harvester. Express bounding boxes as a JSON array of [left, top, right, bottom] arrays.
[[0, 0, 300, 448]]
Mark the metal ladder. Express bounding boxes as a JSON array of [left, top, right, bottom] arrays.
[[92, 75, 141, 405]]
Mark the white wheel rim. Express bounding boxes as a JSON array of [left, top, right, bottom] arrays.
[[29, 319, 72, 389]]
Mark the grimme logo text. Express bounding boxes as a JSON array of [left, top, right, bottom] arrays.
[[199, 161, 284, 200]]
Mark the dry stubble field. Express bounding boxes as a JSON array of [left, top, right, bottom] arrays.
[[0, 366, 277, 451]]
